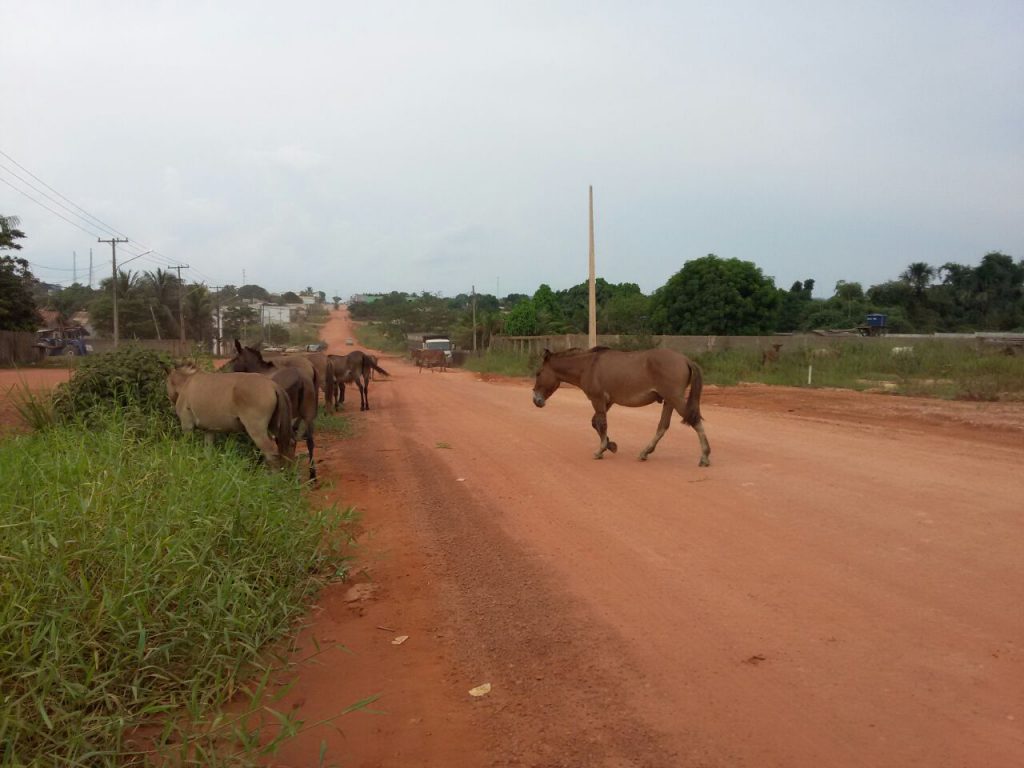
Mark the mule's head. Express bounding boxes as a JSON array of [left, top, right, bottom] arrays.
[[228, 340, 270, 373], [532, 349, 560, 408], [165, 364, 198, 404]]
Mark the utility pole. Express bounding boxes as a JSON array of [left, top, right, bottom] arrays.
[[99, 237, 129, 347], [73, 251, 77, 284], [89, 249, 93, 288], [472, 284, 478, 353], [210, 286, 223, 356], [588, 185, 597, 349], [173, 265, 190, 352]]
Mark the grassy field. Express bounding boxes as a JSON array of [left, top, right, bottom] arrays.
[[464, 341, 1024, 401], [0, 416, 354, 766], [352, 323, 408, 354]]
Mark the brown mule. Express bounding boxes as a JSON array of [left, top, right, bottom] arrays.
[[532, 347, 711, 467], [328, 351, 389, 411], [166, 365, 295, 469], [228, 341, 318, 480]]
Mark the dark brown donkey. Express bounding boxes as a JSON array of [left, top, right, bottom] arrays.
[[532, 347, 711, 467], [229, 341, 318, 480], [328, 351, 390, 411]]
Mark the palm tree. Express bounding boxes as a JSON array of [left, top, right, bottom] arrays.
[[0, 215, 26, 250], [900, 262, 935, 297]]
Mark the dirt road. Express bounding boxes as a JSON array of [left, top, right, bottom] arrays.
[[260, 309, 1024, 768]]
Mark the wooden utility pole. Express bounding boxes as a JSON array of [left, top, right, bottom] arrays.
[[472, 284, 478, 353], [588, 185, 597, 349], [173, 264, 190, 351], [99, 237, 129, 347]]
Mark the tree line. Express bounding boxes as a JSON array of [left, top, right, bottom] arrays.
[[5, 212, 1021, 339], [350, 251, 1023, 343]]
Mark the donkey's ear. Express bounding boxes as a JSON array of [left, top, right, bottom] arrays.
[[234, 339, 243, 353], [542, 348, 552, 362]]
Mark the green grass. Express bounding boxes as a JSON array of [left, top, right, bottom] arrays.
[[693, 340, 1024, 400], [352, 323, 408, 354], [462, 349, 535, 377], [0, 416, 355, 766], [469, 340, 1024, 401]]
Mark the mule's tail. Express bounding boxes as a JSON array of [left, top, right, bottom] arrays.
[[368, 359, 390, 377], [682, 361, 704, 426], [273, 385, 295, 460]]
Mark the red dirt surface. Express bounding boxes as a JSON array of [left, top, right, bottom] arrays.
[[4, 315, 1023, 767], [0, 368, 70, 434], [260, 309, 1024, 768]]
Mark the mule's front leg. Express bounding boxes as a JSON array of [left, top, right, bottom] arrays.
[[590, 410, 618, 459], [639, 401, 674, 461]]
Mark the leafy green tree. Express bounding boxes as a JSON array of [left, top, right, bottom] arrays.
[[237, 284, 270, 301], [183, 285, 214, 342], [600, 291, 651, 334], [649, 254, 781, 334], [503, 299, 538, 336], [48, 283, 97, 319], [0, 215, 41, 331], [222, 305, 259, 343]]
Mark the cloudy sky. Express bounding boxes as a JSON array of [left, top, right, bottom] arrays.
[[3, 1, 1022, 299]]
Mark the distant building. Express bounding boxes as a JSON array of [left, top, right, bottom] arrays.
[[299, 293, 317, 305]]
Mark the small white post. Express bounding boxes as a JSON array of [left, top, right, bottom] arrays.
[[807, 364, 813, 385]]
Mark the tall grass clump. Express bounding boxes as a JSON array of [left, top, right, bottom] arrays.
[[0, 417, 351, 765]]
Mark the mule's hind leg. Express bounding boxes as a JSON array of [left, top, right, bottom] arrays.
[[667, 395, 711, 467], [239, 415, 282, 470], [357, 380, 368, 411], [590, 406, 618, 459], [639, 401, 674, 461]]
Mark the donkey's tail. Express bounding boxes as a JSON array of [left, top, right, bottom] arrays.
[[682, 361, 704, 427], [273, 385, 295, 460], [368, 360, 390, 377]]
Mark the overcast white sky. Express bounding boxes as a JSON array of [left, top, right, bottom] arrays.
[[3, 1, 1022, 299]]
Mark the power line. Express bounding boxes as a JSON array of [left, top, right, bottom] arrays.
[[0, 161, 123, 239], [0, 150, 231, 287], [0, 175, 109, 239], [0, 150, 130, 239]]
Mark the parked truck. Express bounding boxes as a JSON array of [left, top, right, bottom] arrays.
[[35, 326, 93, 358], [420, 335, 454, 363]]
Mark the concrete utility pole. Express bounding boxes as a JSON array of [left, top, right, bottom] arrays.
[[98, 237, 129, 347], [588, 185, 597, 349], [472, 284, 478, 353], [89, 248, 93, 288], [173, 264, 190, 352], [210, 286, 223, 356]]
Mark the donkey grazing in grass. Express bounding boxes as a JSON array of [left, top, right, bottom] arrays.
[[166, 365, 295, 470]]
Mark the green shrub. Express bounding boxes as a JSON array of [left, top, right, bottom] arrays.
[[51, 346, 175, 428]]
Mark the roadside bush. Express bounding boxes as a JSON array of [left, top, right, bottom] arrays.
[[51, 345, 175, 428]]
